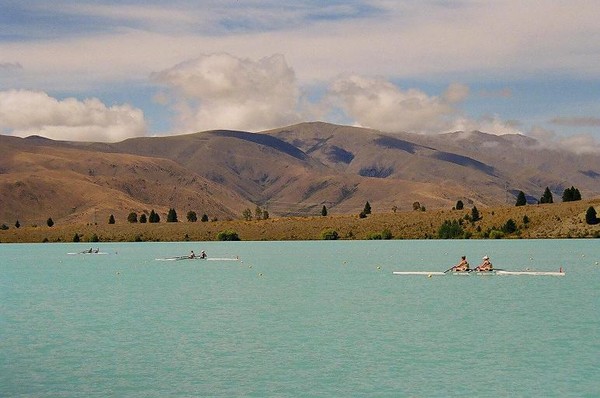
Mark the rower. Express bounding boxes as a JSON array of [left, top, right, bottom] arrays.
[[200, 250, 207, 259], [451, 256, 470, 272], [189, 250, 196, 259], [474, 256, 493, 271]]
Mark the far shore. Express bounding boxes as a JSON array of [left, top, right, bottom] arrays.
[[1, 199, 599, 244]]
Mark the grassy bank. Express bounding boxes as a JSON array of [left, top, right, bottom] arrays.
[[1, 199, 599, 243]]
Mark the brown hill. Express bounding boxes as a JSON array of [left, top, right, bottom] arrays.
[[0, 122, 599, 228], [0, 135, 251, 226]]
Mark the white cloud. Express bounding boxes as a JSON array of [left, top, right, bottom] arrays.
[[3, 1, 600, 90], [325, 75, 463, 133], [0, 90, 147, 142], [449, 115, 523, 136], [153, 53, 302, 132], [529, 126, 600, 154]]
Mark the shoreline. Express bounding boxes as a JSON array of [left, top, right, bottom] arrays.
[[1, 199, 598, 243]]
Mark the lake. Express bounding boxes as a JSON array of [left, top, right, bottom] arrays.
[[1, 240, 599, 397]]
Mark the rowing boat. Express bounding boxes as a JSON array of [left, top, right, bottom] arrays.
[[155, 256, 239, 262], [392, 270, 565, 276], [67, 252, 108, 255]]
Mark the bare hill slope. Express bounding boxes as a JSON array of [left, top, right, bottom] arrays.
[[1, 121, 599, 226]]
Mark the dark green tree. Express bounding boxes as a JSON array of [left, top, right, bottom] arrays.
[[187, 211, 197, 222], [108, 214, 115, 224], [585, 206, 598, 225], [540, 187, 553, 204], [455, 200, 464, 210], [15, 220, 20, 228], [263, 210, 269, 220], [515, 191, 527, 206], [73, 233, 80, 242], [562, 186, 582, 202], [127, 212, 138, 223], [321, 205, 328, 216], [47, 217, 54, 227], [167, 208, 178, 222], [363, 201, 371, 215], [201, 214, 209, 222], [139, 213, 147, 223], [523, 215, 530, 225], [471, 206, 480, 222], [150, 210, 161, 223], [502, 219, 518, 234]]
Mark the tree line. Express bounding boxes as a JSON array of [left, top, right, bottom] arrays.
[[515, 186, 582, 206]]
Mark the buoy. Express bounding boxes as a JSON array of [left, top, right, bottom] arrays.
[[427, 274, 432, 278], [377, 266, 381, 270]]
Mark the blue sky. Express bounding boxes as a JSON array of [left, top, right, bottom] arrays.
[[1, 0, 599, 153]]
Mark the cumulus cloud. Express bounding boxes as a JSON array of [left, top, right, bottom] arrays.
[[529, 126, 599, 154], [0, 90, 146, 142], [153, 53, 302, 132], [325, 75, 467, 133]]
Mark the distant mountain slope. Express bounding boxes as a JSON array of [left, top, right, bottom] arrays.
[[0, 135, 251, 225], [1, 121, 599, 225]]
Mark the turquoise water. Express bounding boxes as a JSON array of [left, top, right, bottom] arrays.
[[1, 240, 599, 397]]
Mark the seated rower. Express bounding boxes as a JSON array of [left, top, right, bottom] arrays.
[[451, 256, 470, 272], [189, 250, 196, 259], [474, 256, 493, 271], [199, 250, 207, 259]]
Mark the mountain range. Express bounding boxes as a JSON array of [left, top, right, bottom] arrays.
[[1, 121, 599, 226]]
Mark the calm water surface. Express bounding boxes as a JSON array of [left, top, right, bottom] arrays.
[[1, 240, 599, 397]]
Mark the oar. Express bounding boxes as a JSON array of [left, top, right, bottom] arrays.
[[443, 266, 455, 273]]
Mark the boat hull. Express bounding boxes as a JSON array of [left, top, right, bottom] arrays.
[[393, 270, 565, 276]]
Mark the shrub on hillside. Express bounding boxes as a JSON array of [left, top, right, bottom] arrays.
[[217, 230, 240, 241], [321, 229, 339, 240], [489, 230, 505, 239], [437, 220, 464, 239]]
